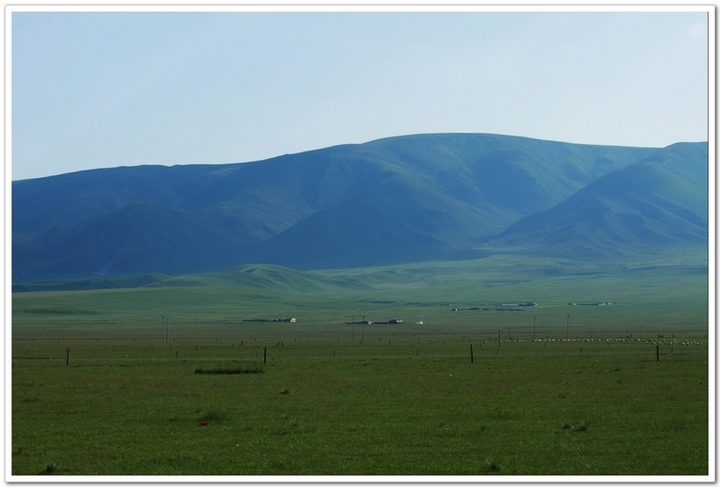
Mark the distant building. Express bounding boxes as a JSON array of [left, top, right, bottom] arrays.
[[388, 319, 403, 324]]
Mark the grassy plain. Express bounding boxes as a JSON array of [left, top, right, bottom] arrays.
[[11, 254, 710, 477]]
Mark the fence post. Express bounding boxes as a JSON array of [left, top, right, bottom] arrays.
[[263, 347, 267, 364], [470, 344, 474, 363]]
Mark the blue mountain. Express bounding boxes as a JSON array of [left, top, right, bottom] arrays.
[[12, 133, 706, 281]]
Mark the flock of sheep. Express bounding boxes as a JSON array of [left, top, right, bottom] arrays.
[[479, 337, 704, 346]]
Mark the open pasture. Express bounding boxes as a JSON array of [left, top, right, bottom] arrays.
[[11, 315, 708, 477], [11, 257, 709, 477]]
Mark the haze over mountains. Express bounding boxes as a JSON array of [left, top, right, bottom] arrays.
[[12, 133, 708, 283]]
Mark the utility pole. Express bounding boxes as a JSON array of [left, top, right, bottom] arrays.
[[566, 315, 570, 340], [345, 316, 355, 341], [533, 315, 536, 341]]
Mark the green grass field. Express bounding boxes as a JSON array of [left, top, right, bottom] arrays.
[[10, 255, 710, 477]]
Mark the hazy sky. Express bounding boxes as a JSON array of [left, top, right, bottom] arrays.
[[10, 8, 710, 181]]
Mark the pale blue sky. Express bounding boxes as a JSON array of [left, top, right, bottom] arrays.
[[10, 9, 709, 181]]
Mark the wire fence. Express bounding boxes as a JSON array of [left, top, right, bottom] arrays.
[[12, 325, 708, 368]]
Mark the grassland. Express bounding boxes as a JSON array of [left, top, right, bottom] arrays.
[[10, 254, 710, 478]]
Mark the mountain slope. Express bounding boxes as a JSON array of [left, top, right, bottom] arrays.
[[15, 203, 258, 278], [488, 142, 708, 258], [13, 133, 695, 281]]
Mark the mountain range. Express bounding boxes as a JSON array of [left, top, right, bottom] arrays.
[[12, 133, 708, 282]]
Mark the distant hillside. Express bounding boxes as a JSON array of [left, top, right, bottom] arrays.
[[488, 142, 708, 258], [12, 133, 707, 281]]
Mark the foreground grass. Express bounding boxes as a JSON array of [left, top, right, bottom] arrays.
[[11, 323, 708, 476], [11, 255, 709, 476]]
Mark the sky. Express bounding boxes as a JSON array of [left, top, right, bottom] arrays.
[[9, 8, 710, 181]]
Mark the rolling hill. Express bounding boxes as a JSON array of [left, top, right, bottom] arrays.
[[12, 133, 707, 282]]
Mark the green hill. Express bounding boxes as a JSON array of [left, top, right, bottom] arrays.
[[13, 133, 705, 281], [489, 142, 708, 259], [12, 247, 707, 329]]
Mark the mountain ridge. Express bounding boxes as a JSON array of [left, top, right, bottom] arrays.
[[12, 133, 707, 282], [489, 141, 708, 258]]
